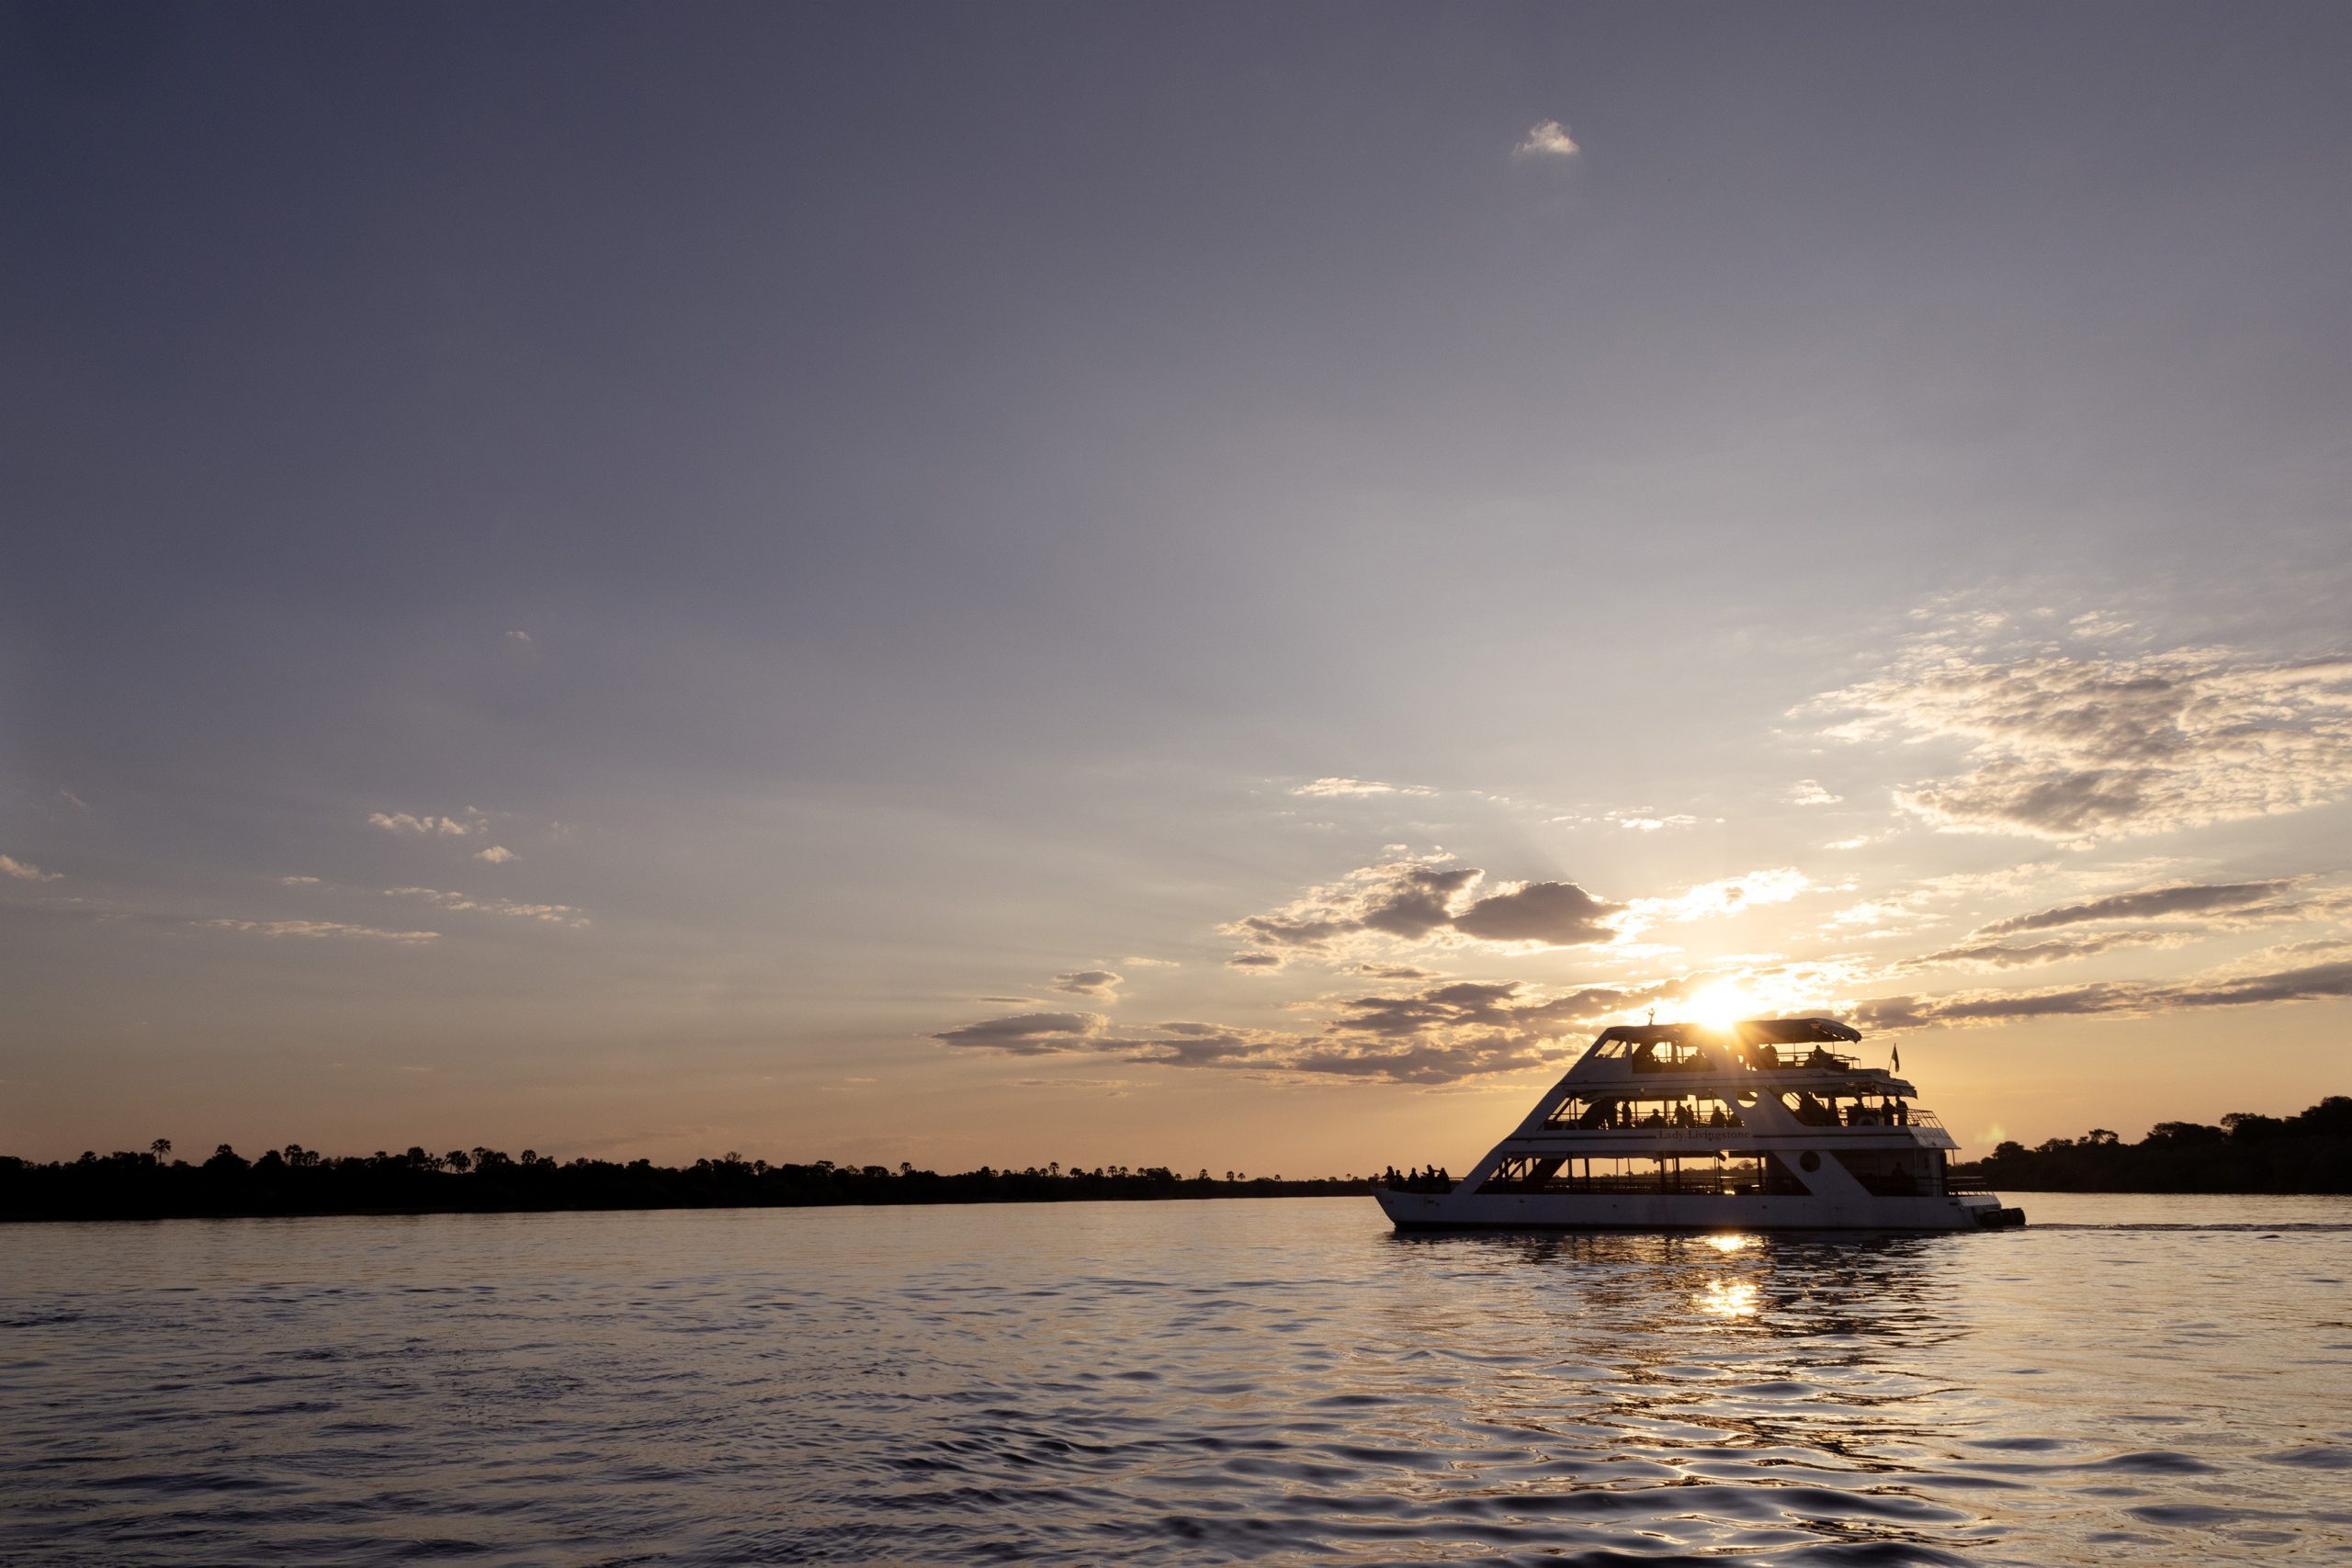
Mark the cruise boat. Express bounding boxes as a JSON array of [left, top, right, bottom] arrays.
[[1375, 1018, 2024, 1232]]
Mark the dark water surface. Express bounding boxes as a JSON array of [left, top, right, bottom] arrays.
[[4, 1195, 2349, 1565]]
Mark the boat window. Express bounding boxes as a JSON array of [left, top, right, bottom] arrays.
[[1544, 1094, 1747, 1130], [1476, 1152, 1775, 1197]]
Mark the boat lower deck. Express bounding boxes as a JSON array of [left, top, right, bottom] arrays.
[[1376, 1187, 2024, 1232]]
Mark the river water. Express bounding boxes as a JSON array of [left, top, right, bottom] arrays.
[[2, 1194, 2348, 1565]]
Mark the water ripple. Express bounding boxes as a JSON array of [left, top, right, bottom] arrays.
[[0, 1192, 2348, 1564]]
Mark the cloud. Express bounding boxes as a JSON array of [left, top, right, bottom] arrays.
[[1853, 944, 2352, 1029], [278, 874, 322, 886], [1288, 777, 1436, 798], [1051, 969, 1123, 998], [368, 811, 477, 837], [933, 1011, 1109, 1054], [1226, 856, 1627, 956], [1981, 879, 2301, 934], [1012, 1077, 1132, 1096], [506, 629, 532, 645], [1452, 879, 1622, 944], [473, 845, 519, 864], [1347, 963, 1441, 981], [1226, 856, 1809, 963], [384, 887, 587, 926], [1514, 119, 1579, 157], [1618, 815, 1700, 832], [1231, 858, 1482, 948], [1790, 780, 1843, 807], [1857, 958, 2352, 1030], [1903, 930, 2192, 970], [933, 959, 1864, 1087], [0, 854, 62, 882], [200, 919, 438, 943], [1626, 868, 1811, 928], [1807, 645, 2352, 840], [1227, 952, 1286, 971]]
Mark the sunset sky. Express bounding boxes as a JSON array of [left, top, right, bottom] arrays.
[[5, 3, 2348, 1174]]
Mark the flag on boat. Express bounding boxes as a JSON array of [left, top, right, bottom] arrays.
[[1893, 1043, 1902, 1072]]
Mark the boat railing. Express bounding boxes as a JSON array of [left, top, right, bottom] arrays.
[[1483, 1167, 1774, 1198], [1756, 1050, 1860, 1073], [1541, 1116, 1747, 1134]]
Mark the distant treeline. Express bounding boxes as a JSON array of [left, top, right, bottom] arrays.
[[1976, 1096, 2351, 1193], [0, 1143, 1374, 1224]]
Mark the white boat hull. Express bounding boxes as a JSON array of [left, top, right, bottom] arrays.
[[1375, 1186, 2021, 1232]]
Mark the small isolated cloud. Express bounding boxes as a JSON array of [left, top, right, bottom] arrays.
[[1790, 780, 1843, 807], [1515, 119, 1578, 157], [278, 874, 322, 886], [201, 918, 437, 943], [1348, 963, 1441, 981], [1227, 952, 1286, 971], [368, 811, 477, 837], [474, 845, 519, 864], [1, 854, 62, 882], [933, 1011, 1109, 1055], [384, 886, 587, 926], [506, 630, 532, 645], [1012, 1077, 1133, 1096], [1289, 777, 1436, 798], [1051, 969, 1123, 998]]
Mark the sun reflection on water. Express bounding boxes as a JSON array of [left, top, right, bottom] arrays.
[[1698, 1277, 1761, 1317]]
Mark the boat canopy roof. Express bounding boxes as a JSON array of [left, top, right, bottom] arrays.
[[1593, 1017, 1862, 1047]]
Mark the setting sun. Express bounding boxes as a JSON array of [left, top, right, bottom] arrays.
[[1684, 982, 1759, 1032]]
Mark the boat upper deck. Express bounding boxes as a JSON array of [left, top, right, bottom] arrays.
[[1580, 1018, 1889, 1084]]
